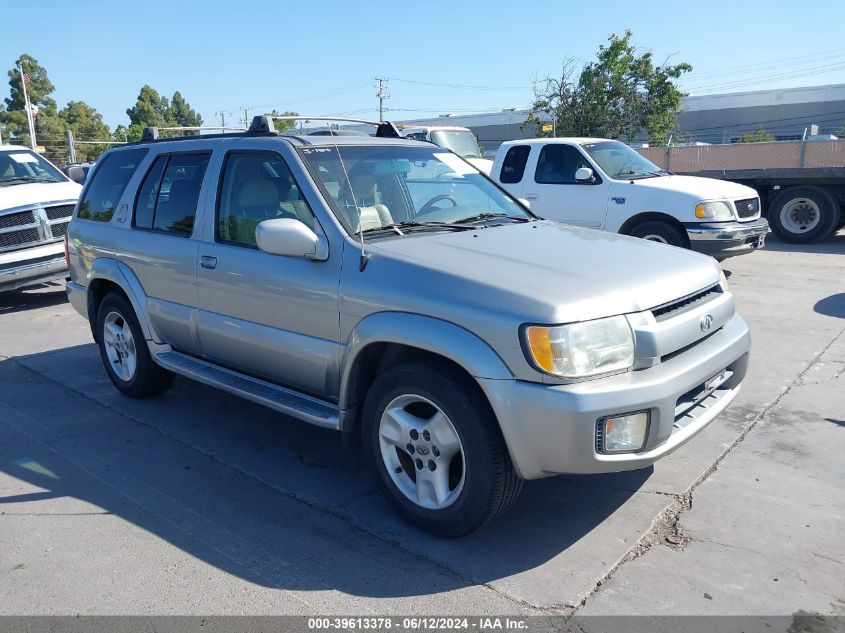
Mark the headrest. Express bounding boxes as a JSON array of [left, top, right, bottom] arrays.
[[237, 178, 279, 208]]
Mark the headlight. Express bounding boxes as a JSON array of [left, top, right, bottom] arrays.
[[524, 315, 635, 378], [694, 201, 734, 220]]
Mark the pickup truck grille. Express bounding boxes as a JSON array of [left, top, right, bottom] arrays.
[[0, 210, 35, 229], [0, 202, 76, 253], [734, 197, 760, 219]]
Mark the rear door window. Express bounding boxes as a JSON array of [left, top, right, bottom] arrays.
[[499, 145, 530, 184], [134, 152, 210, 236], [78, 148, 148, 221]]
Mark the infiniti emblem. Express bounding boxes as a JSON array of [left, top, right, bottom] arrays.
[[700, 314, 714, 332]]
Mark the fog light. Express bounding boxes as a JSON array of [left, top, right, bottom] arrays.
[[597, 412, 649, 453]]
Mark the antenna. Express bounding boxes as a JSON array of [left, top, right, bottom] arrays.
[[321, 121, 369, 271]]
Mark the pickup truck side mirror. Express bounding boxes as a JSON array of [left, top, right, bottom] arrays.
[[575, 167, 595, 184], [517, 198, 531, 210], [255, 218, 329, 261]]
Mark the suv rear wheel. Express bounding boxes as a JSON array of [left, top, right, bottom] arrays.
[[95, 292, 174, 398], [362, 359, 522, 537]]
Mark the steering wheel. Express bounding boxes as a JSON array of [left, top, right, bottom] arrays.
[[418, 194, 458, 215]]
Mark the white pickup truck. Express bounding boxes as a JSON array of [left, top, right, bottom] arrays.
[[400, 125, 494, 175], [491, 138, 770, 260], [1, 145, 82, 292]]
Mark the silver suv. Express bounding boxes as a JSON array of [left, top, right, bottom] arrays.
[[66, 116, 750, 537]]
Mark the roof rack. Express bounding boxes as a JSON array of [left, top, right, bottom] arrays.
[[248, 115, 402, 139], [141, 126, 246, 141]]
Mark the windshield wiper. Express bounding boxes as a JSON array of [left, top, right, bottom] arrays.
[[360, 220, 477, 235], [451, 212, 530, 225], [0, 177, 37, 186]]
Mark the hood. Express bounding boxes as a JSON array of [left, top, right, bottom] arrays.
[[0, 180, 83, 212], [369, 220, 722, 324], [628, 174, 756, 201]]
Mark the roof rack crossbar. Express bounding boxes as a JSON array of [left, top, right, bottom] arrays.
[[248, 115, 402, 138]]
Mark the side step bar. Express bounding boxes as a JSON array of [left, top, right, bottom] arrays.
[[154, 351, 341, 431]]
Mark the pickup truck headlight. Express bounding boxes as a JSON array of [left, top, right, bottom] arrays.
[[694, 201, 734, 220], [524, 316, 635, 378]]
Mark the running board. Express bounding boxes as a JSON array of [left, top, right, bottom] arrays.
[[154, 351, 341, 431]]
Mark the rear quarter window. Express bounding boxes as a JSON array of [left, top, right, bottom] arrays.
[[77, 148, 148, 222], [499, 145, 530, 184]]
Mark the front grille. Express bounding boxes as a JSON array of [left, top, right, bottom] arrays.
[[0, 211, 35, 229], [50, 222, 69, 238], [651, 284, 722, 322], [0, 228, 40, 249], [734, 197, 760, 219], [45, 204, 75, 220]]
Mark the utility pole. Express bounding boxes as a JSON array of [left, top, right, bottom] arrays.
[[242, 107, 252, 128], [375, 78, 390, 122], [66, 129, 77, 164], [215, 110, 231, 127]]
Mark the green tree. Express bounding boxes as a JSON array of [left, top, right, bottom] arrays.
[[169, 91, 203, 127], [1, 53, 61, 152], [526, 30, 692, 143], [126, 85, 172, 128], [59, 101, 112, 161], [270, 109, 299, 132], [738, 128, 775, 143]]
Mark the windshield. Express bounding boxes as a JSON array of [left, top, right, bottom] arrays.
[[299, 145, 530, 235], [0, 150, 66, 186], [430, 130, 482, 159], [580, 141, 662, 179]]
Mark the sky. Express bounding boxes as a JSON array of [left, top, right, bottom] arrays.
[[2, 0, 845, 131]]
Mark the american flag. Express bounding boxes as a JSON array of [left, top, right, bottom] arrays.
[[22, 71, 32, 85]]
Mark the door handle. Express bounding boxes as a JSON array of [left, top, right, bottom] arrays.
[[524, 194, 539, 200], [200, 255, 217, 270]]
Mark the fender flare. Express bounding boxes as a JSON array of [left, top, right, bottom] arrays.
[[86, 258, 162, 343], [337, 311, 513, 412]]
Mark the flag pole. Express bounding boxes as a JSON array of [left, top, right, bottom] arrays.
[[18, 62, 36, 150]]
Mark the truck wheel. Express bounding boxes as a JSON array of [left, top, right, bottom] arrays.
[[362, 359, 523, 537], [768, 186, 840, 243], [95, 292, 174, 398], [629, 220, 686, 247]]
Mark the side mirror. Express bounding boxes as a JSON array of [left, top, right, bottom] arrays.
[[517, 198, 531, 210], [255, 218, 328, 261], [575, 167, 595, 183]]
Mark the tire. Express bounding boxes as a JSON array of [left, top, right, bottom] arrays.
[[628, 220, 686, 247], [768, 186, 840, 243], [95, 292, 174, 398], [362, 359, 523, 537]]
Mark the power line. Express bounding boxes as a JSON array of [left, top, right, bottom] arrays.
[[685, 48, 845, 81], [388, 77, 532, 92]]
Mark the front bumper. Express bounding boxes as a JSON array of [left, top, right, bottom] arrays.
[[0, 243, 67, 292], [685, 218, 770, 260], [479, 313, 750, 479]]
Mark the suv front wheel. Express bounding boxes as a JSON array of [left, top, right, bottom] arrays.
[[95, 292, 174, 398], [362, 359, 523, 537]]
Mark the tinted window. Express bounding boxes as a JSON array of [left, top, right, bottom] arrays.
[[534, 144, 592, 184], [217, 151, 316, 247], [134, 152, 210, 236], [500, 145, 530, 184], [78, 148, 147, 221]]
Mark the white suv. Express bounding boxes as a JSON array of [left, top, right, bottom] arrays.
[[0, 145, 82, 291]]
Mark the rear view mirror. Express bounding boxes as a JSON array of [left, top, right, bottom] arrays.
[[575, 167, 595, 183], [255, 218, 328, 261]]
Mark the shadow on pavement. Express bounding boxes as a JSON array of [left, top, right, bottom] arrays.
[[760, 229, 845, 256], [0, 343, 649, 599], [0, 283, 68, 315], [814, 293, 845, 319]]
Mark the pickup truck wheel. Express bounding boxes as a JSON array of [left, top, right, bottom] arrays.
[[95, 293, 174, 398], [629, 220, 686, 247], [769, 186, 840, 243], [362, 360, 522, 537]]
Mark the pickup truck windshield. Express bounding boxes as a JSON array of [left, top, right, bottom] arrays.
[[581, 140, 663, 179], [430, 130, 483, 159], [0, 150, 66, 186], [299, 145, 529, 235]]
